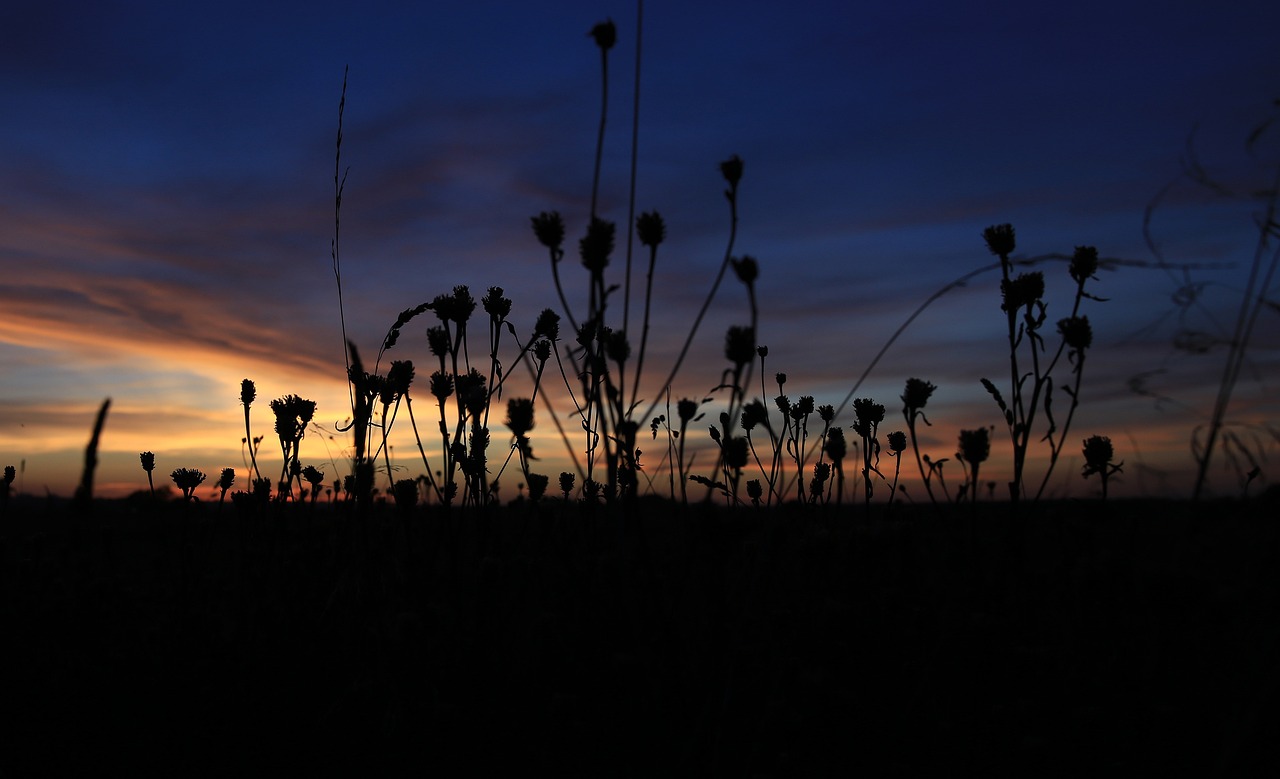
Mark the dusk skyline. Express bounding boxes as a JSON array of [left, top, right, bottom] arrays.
[[2, 0, 1279, 499]]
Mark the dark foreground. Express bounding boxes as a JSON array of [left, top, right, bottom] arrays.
[[1, 495, 1277, 776]]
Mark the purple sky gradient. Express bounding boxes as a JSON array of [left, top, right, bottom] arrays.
[[2, 0, 1278, 499]]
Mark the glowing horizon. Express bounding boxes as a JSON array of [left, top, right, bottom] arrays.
[[3, 0, 1278, 501]]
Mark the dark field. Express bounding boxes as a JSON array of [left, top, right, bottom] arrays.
[[2, 496, 1277, 775]]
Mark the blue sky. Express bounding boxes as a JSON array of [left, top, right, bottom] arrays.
[[2, 0, 1278, 499]]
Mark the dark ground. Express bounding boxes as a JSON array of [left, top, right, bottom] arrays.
[[1, 494, 1277, 776]]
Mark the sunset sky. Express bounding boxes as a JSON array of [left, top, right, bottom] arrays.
[[2, 0, 1278, 500]]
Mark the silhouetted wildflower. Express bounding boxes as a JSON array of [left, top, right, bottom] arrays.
[[901, 378, 936, 415], [240, 379, 256, 407], [430, 370, 453, 401], [171, 468, 206, 501], [270, 395, 316, 439], [393, 479, 418, 510], [387, 360, 415, 396], [725, 325, 755, 366], [139, 451, 155, 474], [217, 468, 235, 492], [531, 211, 565, 252], [637, 211, 665, 247], [723, 436, 749, 470], [958, 428, 991, 466], [482, 286, 512, 322], [1082, 435, 1116, 475], [533, 339, 552, 363], [579, 217, 616, 273], [776, 372, 787, 387], [589, 18, 616, 50], [720, 154, 744, 189], [731, 255, 758, 285], [853, 397, 886, 432], [605, 328, 630, 363], [757, 345, 768, 359], [1070, 245, 1100, 285], [575, 320, 598, 350], [810, 462, 831, 501], [824, 427, 847, 461], [677, 398, 699, 423], [1081, 434, 1123, 499], [1001, 271, 1045, 312], [457, 369, 487, 418], [1058, 316, 1093, 350], [797, 396, 815, 416], [886, 431, 907, 454], [506, 398, 535, 438], [431, 285, 476, 326], [559, 471, 575, 499], [427, 325, 450, 357], [302, 465, 324, 494], [746, 479, 763, 506], [527, 473, 549, 501], [449, 285, 476, 325], [533, 308, 561, 342], [818, 404, 835, 423], [983, 223, 1016, 257], [741, 400, 768, 432]]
